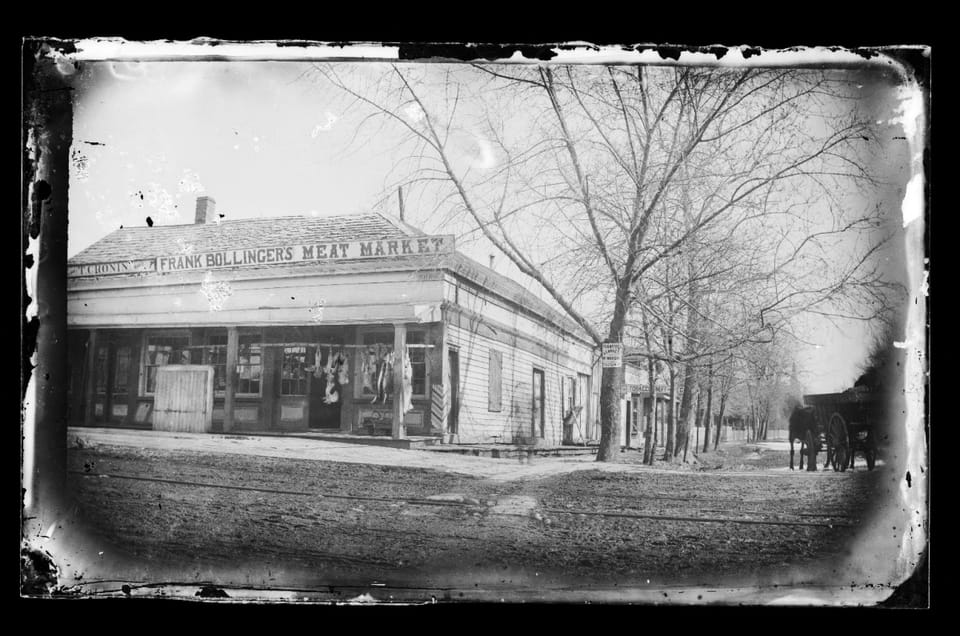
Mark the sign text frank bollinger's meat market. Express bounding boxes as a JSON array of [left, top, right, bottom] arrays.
[[68, 235, 456, 278]]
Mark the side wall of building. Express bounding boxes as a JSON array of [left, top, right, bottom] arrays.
[[442, 275, 596, 445]]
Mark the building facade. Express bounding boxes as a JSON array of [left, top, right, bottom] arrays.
[[620, 362, 680, 447], [66, 197, 599, 445]]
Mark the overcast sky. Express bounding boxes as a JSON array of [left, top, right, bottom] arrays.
[[66, 55, 917, 394]]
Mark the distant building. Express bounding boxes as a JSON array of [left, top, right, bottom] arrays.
[[620, 362, 680, 447]]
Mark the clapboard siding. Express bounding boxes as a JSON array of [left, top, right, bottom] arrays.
[[447, 323, 592, 445]]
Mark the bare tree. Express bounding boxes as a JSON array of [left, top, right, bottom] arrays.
[[313, 62, 895, 462]]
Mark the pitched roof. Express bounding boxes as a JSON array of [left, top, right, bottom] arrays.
[[70, 211, 419, 264], [69, 211, 591, 343], [442, 252, 588, 340]]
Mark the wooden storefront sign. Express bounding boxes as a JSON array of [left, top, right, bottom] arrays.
[[69, 235, 456, 278]]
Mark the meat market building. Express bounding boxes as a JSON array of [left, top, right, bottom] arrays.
[[66, 197, 599, 445]]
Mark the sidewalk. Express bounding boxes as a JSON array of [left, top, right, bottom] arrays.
[[68, 426, 610, 482], [67, 427, 820, 481]]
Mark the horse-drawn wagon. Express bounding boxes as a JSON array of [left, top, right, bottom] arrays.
[[803, 387, 880, 472]]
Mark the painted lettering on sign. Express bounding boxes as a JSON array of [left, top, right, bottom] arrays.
[[155, 236, 455, 273], [70, 235, 455, 277], [601, 343, 623, 368], [67, 259, 156, 277]]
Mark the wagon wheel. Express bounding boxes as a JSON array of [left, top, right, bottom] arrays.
[[828, 413, 849, 472], [864, 432, 877, 471]]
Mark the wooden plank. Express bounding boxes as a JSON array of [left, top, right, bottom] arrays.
[[224, 327, 238, 432]]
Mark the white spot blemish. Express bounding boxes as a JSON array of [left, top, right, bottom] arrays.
[[311, 112, 339, 137], [309, 299, 326, 322], [71, 148, 90, 182], [893, 341, 908, 349], [177, 169, 204, 195], [175, 238, 195, 255], [200, 272, 233, 312], [24, 235, 40, 321], [472, 134, 496, 172], [901, 173, 923, 228], [403, 104, 425, 124]]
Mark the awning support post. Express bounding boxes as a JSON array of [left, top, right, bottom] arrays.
[[392, 323, 407, 440]]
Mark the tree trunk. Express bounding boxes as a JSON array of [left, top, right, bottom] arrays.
[[664, 368, 676, 460], [642, 358, 656, 464], [596, 289, 629, 463], [702, 364, 714, 454], [596, 362, 624, 462], [675, 363, 697, 457], [714, 395, 727, 450]]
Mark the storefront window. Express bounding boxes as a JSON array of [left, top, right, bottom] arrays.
[[281, 345, 312, 396], [407, 332, 427, 396], [113, 346, 131, 394], [94, 346, 109, 393], [203, 331, 228, 395], [237, 334, 262, 396], [358, 331, 428, 397], [359, 332, 394, 398], [143, 334, 191, 394]]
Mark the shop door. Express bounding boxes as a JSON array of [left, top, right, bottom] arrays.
[[309, 346, 343, 429], [624, 395, 631, 441], [448, 349, 460, 434], [532, 368, 545, 438]]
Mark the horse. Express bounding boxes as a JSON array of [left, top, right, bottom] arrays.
[[788, 406, 821, 471]]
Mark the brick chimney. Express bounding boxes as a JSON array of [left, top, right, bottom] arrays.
[[195, 196, 217, 224]]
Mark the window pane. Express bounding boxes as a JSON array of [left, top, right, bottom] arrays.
[[236, 334, 263, 395], [114, 346, 131, 393], [408, 332, 426, 395], [204, 331, 227, 393], [95, 347, 108, 392], [281, 346, 309, 395]]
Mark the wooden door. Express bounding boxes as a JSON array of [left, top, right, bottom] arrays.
[[448, 349, 460, 434]]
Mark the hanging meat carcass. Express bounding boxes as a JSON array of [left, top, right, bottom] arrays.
[[335, 350, 350, 385]]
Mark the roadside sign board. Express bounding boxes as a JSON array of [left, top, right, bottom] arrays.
[[601, 343, 623, 368]]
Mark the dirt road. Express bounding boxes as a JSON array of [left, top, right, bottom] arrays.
[[43, 428, 903, 604]]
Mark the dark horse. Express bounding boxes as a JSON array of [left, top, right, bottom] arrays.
[[788, 406, 820, 471]]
